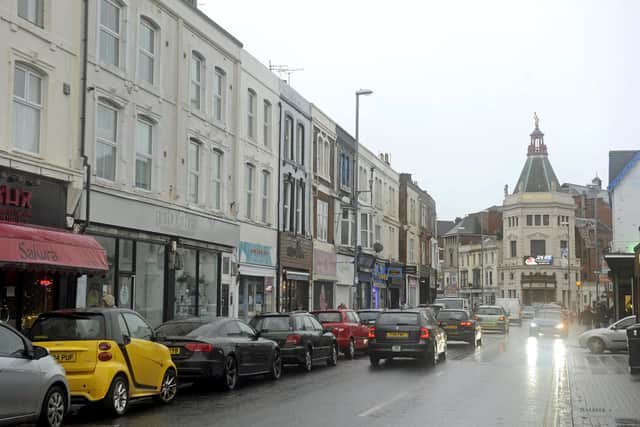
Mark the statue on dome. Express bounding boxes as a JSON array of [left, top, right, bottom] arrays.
[[534, 112, 540, 128]]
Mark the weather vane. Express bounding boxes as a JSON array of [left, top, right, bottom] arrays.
[[534, 112, 540, 128]]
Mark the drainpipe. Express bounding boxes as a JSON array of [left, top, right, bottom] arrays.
[[276, 102, 283, 312], [80, 0, 91, 233]]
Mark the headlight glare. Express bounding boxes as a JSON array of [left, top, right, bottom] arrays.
[[555, 323, 565, 329], [530, 322, 537, 328]]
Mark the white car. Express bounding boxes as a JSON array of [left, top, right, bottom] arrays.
[[578, 315, 637, 354]]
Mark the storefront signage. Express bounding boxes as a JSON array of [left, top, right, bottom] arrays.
[[405, 265, 417, 275], [387, 266, 403, 279], [279, 233, 312, 271], [240, 241, 273, 266], [373, 261, 387, 283], [524, 255, 554, 266], [314, 249, 336, 278], [0, 167, 67, 228]]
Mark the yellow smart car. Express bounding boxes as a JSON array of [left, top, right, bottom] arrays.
[[29, 308, 177, 416]]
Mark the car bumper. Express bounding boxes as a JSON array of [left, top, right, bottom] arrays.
[[65, 370, 119, 402], [479, 321, 507, 331], [444, 330, 476, 341], [281, 346, 305, 364], [174, 359, 224, 381], [369, 341, 431, 358]]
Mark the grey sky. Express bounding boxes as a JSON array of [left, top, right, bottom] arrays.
[[202, 0, 639, 220]]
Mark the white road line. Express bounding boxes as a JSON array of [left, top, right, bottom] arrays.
[[357, 392, 409, 417]]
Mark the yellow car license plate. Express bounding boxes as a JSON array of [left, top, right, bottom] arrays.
[[169, 347, 181, 355], [386, 332, 408, 338], [446, 325, 458, 330], [52, 352, 76, 363]]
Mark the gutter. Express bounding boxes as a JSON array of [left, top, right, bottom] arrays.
[[80, 0, 91, 233], [276, 101, 283, 311]]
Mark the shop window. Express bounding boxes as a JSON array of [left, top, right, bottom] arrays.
[[174, 248, 197, 318], [198, 251, 218, 317], [80, 236, 116, 308], [119, 239, 134, 271], [313, 281, 334, 310], [134, 242, 165, 327]]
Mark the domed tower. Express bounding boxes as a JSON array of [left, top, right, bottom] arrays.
[[500, 114, 579, 308]]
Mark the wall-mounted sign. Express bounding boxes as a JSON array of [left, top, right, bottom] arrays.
[[524, 255, 554, 266], [240, 241, 273, 266]]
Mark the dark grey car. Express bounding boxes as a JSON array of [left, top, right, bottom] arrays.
[[0, 322, 69, 427]]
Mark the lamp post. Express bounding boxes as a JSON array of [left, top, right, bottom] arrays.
[[353, 89, 373, 309]]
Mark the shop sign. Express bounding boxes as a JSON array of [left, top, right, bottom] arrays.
[[279, 233, 312, 271], [314, 249, 336, 278], [524, 255, 554, 266], [0, 167, 66, 228], [240, 241, 273, 266], [387, 266, 403, 279], [405, 265, 417, 275], [373, 261, 387, 283]]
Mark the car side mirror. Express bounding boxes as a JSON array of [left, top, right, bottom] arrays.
[[32, 345, 49, 360], [123, 334, 131, 345]]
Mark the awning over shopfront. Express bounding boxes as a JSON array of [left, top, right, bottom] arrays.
[[285, 270, 310, 282], [0, 221, 108, 273]]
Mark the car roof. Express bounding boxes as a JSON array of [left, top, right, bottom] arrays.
[[439, 309, 467, 312], [478, 305, 502, 309], [380, 309, 421, 314], [310, 309, 344, 313], [160, 317, 219, 325]]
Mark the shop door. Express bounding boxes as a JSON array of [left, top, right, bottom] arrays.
[[220, 283, 230, 317], [117, 275, 135, 309]]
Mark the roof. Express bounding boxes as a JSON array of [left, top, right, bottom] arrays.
[[513, 154, 561, 193], [608, 150, 640, 192], [437, 220, 456, 236]]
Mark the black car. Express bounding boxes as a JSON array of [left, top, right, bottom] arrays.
[[368, 309, 447, 367], [155, 317, 281, 391], [250, 312, 338, 372], [436, 309, 482, 347], [357, 309, 384, 326]]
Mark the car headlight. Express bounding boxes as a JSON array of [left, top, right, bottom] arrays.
[[530, 322, 537, 328], [555, 323, 564, 329]]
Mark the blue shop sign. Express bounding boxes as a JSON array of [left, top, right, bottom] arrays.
[[240, 241, 273, 266], [373, 262, 387, 283], [387, 266, 403, 279]]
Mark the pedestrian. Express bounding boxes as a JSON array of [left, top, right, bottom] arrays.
[[581, 306, 593, 330], [338, 302, 347, 309], [101, 294, 116, 308]]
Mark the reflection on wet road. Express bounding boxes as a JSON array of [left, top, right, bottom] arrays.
[[66, 326, 575, 427]]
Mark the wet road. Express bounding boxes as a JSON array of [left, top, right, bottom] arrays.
[[67, 326, 572, 427]]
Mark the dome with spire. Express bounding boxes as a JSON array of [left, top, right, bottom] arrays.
[[513, 114, 561, 194]]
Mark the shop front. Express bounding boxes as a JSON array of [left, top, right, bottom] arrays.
[[387, 264, 404, 308], [79, 190, 239, 327], [313, 248, 337, 310], [356, 253, 376, 309], [0, 167, 108, 331], [418, 264, 429, 305], [238, 241, 276, 321], [372, 260, 387, 309], [335, 254, 354, 308], [604, 253, 637, 321], [279, 233, 312, 312]]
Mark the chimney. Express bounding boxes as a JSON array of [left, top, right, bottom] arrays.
[[384, 153, 389, 164]]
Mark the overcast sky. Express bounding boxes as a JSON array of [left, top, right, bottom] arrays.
[[201, 0, 639, 220]]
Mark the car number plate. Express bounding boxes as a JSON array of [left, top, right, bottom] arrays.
[[169, 347, 181, 355], [446, 325, 458, 330], [52, 352, 76, 363], [392, 345, 401, 352], [386, 332, 408, 338]]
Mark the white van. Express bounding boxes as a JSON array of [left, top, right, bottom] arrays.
[[434, 297, 469, 311], [495, 298, 522, 325]]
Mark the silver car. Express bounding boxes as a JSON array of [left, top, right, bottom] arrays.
[[0, 322, 69, 427], [578, 315, 637, 354]]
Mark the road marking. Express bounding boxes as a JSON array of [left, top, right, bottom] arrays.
[[357, 392, 409, 417]]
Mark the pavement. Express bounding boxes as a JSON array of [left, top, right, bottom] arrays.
[[49, 323, 640, 427]]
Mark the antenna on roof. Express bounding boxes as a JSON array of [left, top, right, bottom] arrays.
[[269, 60, 304, 85]]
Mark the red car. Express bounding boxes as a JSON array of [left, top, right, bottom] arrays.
[[311, 309, 370, 359]]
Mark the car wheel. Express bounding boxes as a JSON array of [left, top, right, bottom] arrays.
[[37, 385, 66, 427], [477, 336, 483, 346], [369, 355, 380, 367], [154, 369, 177, 404], [346, 338, 356, 360], [301, 347, 313, 372], [269, 349, 282, 380], [327, 344, 338, 366], [630, 367, 640, 375], [440, 343, 447, 361], [222, 355, 239, 391], [104, 375, 129, 417], [588, 338, 605, 354], [425, 343, 437, 368], [469, 337, 477, 349]]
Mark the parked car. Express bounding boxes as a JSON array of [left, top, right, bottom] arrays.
[[495, 298, 522, 325], [249, 312, 338, 372], [29, 308, 177, 416], [311, 309, 369, 359], [436, 309, 482, 347], [0, 322, 69, 427], [357, 309, 384, 326], [522, 306, 536, 319], [529, 310, 568, 338], [475, 305, 509, 334], [368, 309, 447, 367], [155, 317, 281, 390], [578, 315, 637, 354]]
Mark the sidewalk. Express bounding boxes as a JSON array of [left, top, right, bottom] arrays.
[[567, 325, 640, 427]]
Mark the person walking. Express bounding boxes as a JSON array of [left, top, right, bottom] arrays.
[[581, 306, 593, 330]]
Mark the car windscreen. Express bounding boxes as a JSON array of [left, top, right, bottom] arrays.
[[30, 314, 105, 341], [437, 311, 468, 321], [535, 311, 562, 321], [250, 316, 291, 332], [376, 313, 419, 326], [314, 312, 342, 323], [435, 299, 464, 309], [156, 322, 208, 337], [358, 311, 379, 322], [477, 307, 502, 315]]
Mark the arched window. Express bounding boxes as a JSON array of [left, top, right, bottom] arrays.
[[96, 98, 121, 181], [190, 52, 204, 110], [188, 138, 201, 203], [12, 63, 43, 154], [138, 17, 157, 84], [210, 149, 223, 210], [214, 67, 226, 122], [135, 115, 154, 190]]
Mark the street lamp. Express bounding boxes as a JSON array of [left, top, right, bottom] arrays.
[[353, 89, 373, 309]]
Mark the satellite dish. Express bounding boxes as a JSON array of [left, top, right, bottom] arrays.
[[373, 242, 384, 253]]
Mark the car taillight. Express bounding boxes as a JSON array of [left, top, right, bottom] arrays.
[[367, 326, 376, 339], [286, 334, 301, 345], [419, 327, 430, 339], [98, 342, 111, 351], [460, 321, 472, 327], [98, 352, 112, 361], [499, 316, 505, 321], [184, 342, 213, 352]]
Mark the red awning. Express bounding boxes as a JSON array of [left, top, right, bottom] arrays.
[[0, 221, 108, 273]]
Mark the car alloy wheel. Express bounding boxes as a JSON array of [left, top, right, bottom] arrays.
[[347, 339, 356, 360], [224, 356, 238, 390], [302, 348, 313, 372], [106, 375, 129, 416], [157, 369, 177, 403], [270, 350, 282, 379], [588, 338, 605, 354], [369, 355, 380, 367], [327, 344, 338, 366], [41, 385, 65, 427]]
